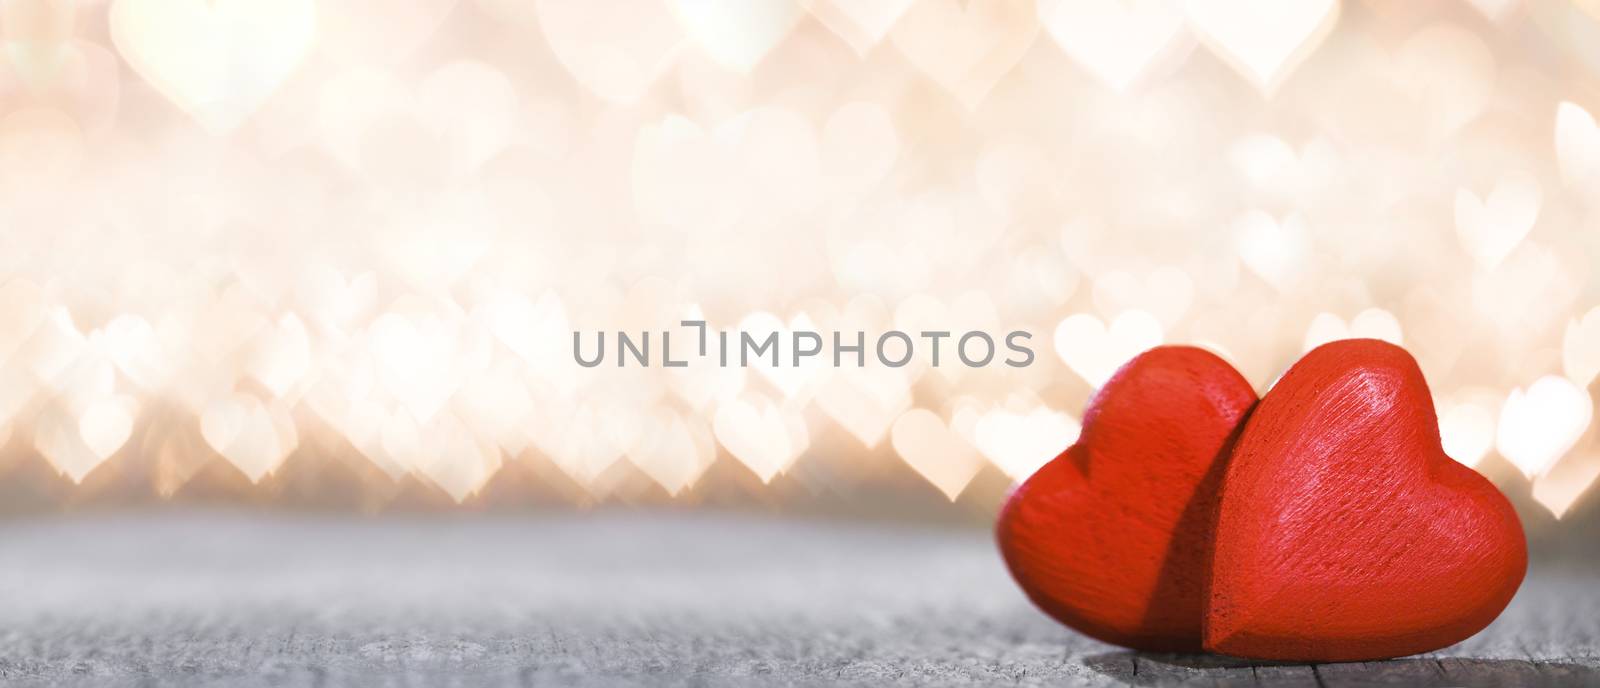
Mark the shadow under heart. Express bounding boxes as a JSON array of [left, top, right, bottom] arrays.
[[1085, 651, 1600, 687]]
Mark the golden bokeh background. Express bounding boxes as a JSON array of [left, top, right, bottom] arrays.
[[1, 0, 1598, 527]]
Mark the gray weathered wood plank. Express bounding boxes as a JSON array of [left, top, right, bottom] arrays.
[[0, 511, 1593, 687]]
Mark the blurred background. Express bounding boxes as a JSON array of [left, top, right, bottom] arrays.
[[0, 0, 1599, 550], [6, 1, 1600, 685]]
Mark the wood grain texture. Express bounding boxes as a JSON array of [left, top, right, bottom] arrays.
[[1209, 340, 1527, 661], [998, 346, 1257, 652], [0, 510, 1593, 687]]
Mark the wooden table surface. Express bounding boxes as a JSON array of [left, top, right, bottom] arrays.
[[0, 511, 1594, 687]]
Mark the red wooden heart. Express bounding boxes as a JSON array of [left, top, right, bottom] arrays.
[[996, 346, 1257, 651], [1205, 339, 1527, 661]]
